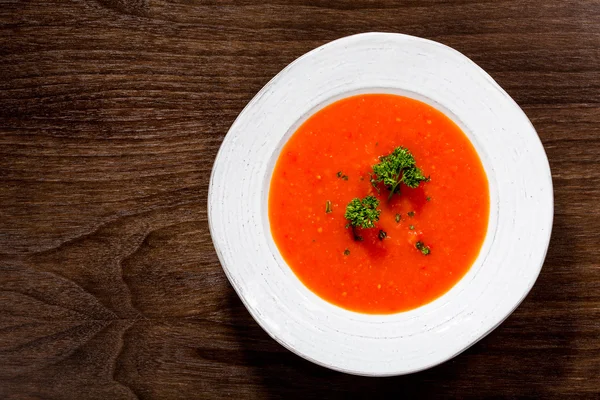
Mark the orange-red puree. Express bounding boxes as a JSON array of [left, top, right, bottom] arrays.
[[269, 94, 489, 314]]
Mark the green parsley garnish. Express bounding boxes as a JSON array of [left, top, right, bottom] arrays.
[[408, 211, 415, 218], [416, 241, 431, 255], [378, 230, 387, 240], [336, 171, 349, 180], [344, 195, 381, 229], [344, 248, 350, 256], [395, 213, 401, 223], [426, 196, 431, 202], [325, 200, 332, 214], [370, 146, 429, 200]]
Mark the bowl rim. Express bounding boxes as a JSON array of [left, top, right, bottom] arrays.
[[208, 32, 554, 376]]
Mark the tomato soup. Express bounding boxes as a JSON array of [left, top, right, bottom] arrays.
[[269, 94, 489, 314]]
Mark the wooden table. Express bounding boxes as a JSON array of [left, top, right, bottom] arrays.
[[1, 1, 599, 398]]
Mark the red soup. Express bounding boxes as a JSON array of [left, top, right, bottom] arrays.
[[269, 94, 489, 314]]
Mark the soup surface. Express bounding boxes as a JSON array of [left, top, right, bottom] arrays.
[[269, 94, 489, 314]]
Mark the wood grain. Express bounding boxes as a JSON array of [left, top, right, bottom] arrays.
[[0, 0, 599, 398]]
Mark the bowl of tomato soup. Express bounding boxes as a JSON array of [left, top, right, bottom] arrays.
[[269, 93, 489, 314], [209, 33, 553, 375]]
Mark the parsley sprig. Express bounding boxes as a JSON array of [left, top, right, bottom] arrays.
[[344, 195, 381, 229], [371, 146, 428, 200]]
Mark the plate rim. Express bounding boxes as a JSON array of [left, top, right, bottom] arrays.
[[208, 32, 554, 376]]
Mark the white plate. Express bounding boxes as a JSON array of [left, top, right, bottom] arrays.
[[208, 33, 553, 376]]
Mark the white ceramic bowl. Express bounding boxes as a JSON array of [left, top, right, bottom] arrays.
[[208, 33, 553, 376]]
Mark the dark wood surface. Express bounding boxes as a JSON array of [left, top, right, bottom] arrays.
[[1, 1, 599, 398]]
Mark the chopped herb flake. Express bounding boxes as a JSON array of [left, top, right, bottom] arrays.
[[416, 241, 431, 255], [408, 211, 415, 218], [325, 200, 332, 213], [378, 230, 387, 240], [395, 213, 401, 223], [409, 225, 415, 230], [344, 248, 350, 256]]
